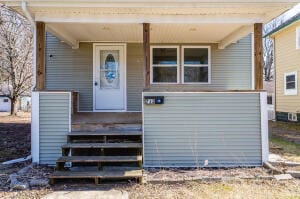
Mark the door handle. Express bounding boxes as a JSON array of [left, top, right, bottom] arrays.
[[94, 81, 98, 86]]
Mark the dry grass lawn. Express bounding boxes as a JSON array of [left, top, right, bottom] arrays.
[[126, 180, 300, 199], [270, 137, 300, 162], [1, 179, 299, 199]]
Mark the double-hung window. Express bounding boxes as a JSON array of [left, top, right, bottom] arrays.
[[151, 46, 179, 84], [182, 46, 211, 83], [284, 71, 297, 95]]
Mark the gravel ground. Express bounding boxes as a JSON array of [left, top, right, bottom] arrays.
[[144, 167, 271, 182], [1, 178, 299, 199]]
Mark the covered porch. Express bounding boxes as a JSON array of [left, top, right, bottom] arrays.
[[5, 0, 299, 183]]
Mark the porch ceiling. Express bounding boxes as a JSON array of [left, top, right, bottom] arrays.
[[46, 23, 247, 45]]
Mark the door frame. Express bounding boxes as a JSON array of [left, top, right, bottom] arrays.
[[92, 43, 127, 112]]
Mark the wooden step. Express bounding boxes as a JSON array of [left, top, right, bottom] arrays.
[[50, 169, 143, 184], [62, 143, 142, 149], [72, 123, 142, 132], [57, 155, 142, 163], [68, 131, 142, 137], [51, 169, 142, 179]]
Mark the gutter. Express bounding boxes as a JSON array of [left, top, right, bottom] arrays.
[[21, 0, 37, 164], [21, 0, 35, 28]]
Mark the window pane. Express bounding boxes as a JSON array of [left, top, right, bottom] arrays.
[[153, 67, 177, 83], [286, 82, 296, 89], [100, 50, 120, 89], [286, 75, 295, 82], [184, 67, 208, 83], [153, 48, 177, 65], [184, 48, 208, 65]]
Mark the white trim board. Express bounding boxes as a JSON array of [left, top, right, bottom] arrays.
[[92, 43, 127, 112], [143, 91, 263, 94], [31, 92, 40, 163], [260, 91, 269, 163], [68, 92, 72, 132], [251, 33, 255, 90], [142, 92, 145, 168]]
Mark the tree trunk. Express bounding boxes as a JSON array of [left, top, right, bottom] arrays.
[[10, 98, 18, 116]]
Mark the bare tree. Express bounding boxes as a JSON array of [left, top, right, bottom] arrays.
[[263, 17, 284, 81], [0, 5, 33, 115]]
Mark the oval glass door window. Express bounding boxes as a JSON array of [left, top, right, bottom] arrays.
[[100, 50, 120, 89]]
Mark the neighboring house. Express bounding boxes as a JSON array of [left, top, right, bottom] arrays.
[[20, 96, 31, 112], [0, 95, 11, 112], [0, 84, 31, 112], [266, 13, 300, 123], [4, 0, 298, 183]]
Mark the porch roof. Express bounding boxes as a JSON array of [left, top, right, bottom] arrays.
[[4, 0, 300, 49]]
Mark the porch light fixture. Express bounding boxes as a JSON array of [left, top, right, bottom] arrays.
[[102, 27, 110, 31]]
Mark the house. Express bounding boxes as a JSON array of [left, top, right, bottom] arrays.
[[0, 95, 11, 112], [20, 96, 31, 112], [3, 0, 299, 183], [266, 13, 300, 123]]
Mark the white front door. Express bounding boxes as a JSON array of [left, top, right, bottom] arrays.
[[94, 44, 126, 111]]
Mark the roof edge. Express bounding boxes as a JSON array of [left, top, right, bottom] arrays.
[[264, 13, 300, 38]]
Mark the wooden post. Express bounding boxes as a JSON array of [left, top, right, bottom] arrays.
[[143, 23, 150, 89], [36, 22, 45, 90], [254, 23, 263, 90]]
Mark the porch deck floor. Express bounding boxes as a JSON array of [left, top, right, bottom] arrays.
[[72, 112, 142, 124]]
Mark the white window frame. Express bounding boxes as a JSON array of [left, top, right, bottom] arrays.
[[296, 27, 300, 50], [181, 46, 211, 84], [284, 71, 298, 96], [150, 46, 180, 84]]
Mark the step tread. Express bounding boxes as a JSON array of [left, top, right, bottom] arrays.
[[62, 142, 142, 149], [68, 131, 142, 136], [57, 155, 142, 163], [51, 169, 142, 179]]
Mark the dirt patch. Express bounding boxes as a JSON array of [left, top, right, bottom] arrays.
[[0, 112, 31, 162]]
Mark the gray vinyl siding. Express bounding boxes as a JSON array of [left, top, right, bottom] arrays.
[[45, 33, 252, 111], [45, 33, 93, 111], [143, 92, 262, 167], [39, 93, 70, 165], [127, 44, 144, 111]]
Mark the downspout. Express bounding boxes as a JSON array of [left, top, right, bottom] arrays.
[[22, 0, 39, 163], [21, 0, 36, 90]]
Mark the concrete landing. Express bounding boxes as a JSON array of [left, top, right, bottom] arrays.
[[42, 190, 128, 199]]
